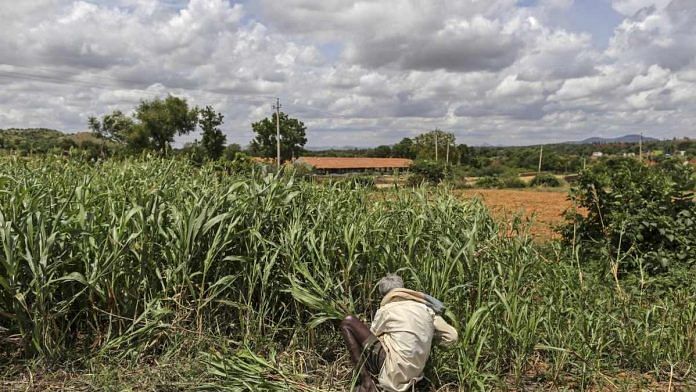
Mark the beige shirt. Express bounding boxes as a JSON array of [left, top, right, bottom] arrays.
[[370, 299, 458, 392]]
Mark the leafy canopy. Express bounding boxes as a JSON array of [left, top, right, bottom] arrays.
[[408, 160, 446, 186], [87, 110, 134, 144], [249, 111, 307, 161], [199, 106, 226, 160], [563, 157, 695, 274], [414, 129, 455, 160], [134, 95, 198, 153]]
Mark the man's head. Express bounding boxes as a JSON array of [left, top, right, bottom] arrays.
[[377, 273, 404, 296]]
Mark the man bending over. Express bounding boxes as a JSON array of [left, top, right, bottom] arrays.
[[340, 274, 458, 392]]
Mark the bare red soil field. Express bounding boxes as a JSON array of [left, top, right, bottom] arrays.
[[455, 189, 577, 240]]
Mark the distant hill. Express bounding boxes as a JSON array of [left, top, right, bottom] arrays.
[[0, 128, 107, 152], [566, 134, 660, 145], [305, 145, 360, 151]]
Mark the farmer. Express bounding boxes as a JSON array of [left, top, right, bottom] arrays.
[[339, 274, 458, 392]]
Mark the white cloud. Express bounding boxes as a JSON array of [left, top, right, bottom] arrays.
[[612, 0, 672, 16], [0, 0, 695, 147]]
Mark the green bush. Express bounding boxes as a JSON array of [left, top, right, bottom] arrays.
[[531, 173, 562, 187], [408, 160, 445, 186], [501, 175, 527, 188], [562, 157, 695, 274], [447, 176, 472, 189], [475, 175, 526, 189], [475, 176, 503, 188]]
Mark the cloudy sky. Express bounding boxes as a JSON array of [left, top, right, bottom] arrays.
[[1, 0, 695, 147]]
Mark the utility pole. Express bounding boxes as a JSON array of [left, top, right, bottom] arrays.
[[537, 145, 543, 174], [435, 132, 439, 161], [639, 132, 643, 162], [273, 98, 281, 168], [446, 140, 450, 165]]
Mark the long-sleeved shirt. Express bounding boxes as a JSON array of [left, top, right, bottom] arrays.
[[370, 299, 458, 392]]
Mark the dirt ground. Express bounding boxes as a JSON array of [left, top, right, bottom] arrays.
[[455, 188, 577, 240]]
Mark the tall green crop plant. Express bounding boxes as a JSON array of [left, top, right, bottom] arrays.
[[1, 156, 695, 390]]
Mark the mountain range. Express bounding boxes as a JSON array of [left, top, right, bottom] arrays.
[[565, 134, 660, 145]]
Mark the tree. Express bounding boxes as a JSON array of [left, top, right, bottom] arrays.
[[249, 111, 307, 161], [181, 141, 207, 166], [134, 95, 198, 153], [199, 106, 226, 160], [58, 138, 77, 154], [392, 137, 416, 159], [413, 129, 455, 161], [223, 143, 242, 161], [407, 160, 446, 186], [368, 145, 392, 157], [456, 144, 473, 165], [88, 110, 134, 144]]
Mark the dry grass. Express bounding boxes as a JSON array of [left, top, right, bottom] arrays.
[[454, 188, 581, 240]]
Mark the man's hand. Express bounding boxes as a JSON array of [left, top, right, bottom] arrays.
[[433, 315, 458, 347]]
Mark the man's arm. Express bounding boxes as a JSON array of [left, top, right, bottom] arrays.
[[370, 308, 385, 336], [433, 315, 458, 347]]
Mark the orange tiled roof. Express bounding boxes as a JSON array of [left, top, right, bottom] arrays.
[[295, 157, 413, 170]]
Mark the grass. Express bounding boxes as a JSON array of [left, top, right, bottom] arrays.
[[1, 156, 695, 391]]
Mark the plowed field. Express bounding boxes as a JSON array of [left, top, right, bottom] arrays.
[[455, 189, 577, 240]]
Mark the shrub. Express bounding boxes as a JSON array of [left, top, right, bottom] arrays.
[[562, 157, 695, 274], [408, 160, 445, 186], [217, 152, 257, 175], [531, 173, 562, 187], [475, 176, 503, 188], [448, 176, 472, 189], [475, 175, 526, 189], [501, 175, 527, 188]]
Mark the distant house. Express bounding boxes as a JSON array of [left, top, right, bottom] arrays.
[[591, 151, 604, 158], [295, 157, 413, 174]]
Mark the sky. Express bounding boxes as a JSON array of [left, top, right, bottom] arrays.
[[1, 0, 695, 147]]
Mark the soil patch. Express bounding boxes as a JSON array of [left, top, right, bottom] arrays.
[[455, 188, 579, 240]]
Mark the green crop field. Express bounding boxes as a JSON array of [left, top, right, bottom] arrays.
[[1, 156, 695, 391]]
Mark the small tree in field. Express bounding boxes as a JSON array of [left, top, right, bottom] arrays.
[[249, 112, 307, 162], [88, 110, 134, 144], [134, 95, 198, 153], [199, 106, 226, 160]]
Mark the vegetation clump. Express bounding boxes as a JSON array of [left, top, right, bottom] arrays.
[[407, 159, 445, 186], [531, 173, 563, 187], [0, 157, 694, 390], [475, 175, 526, 189], [563, 157, 695, 275]]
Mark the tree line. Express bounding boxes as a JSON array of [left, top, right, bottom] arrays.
[[86, 95, 308, 162], [2, 93, 693, 175], [314, 134, 695, 175]]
